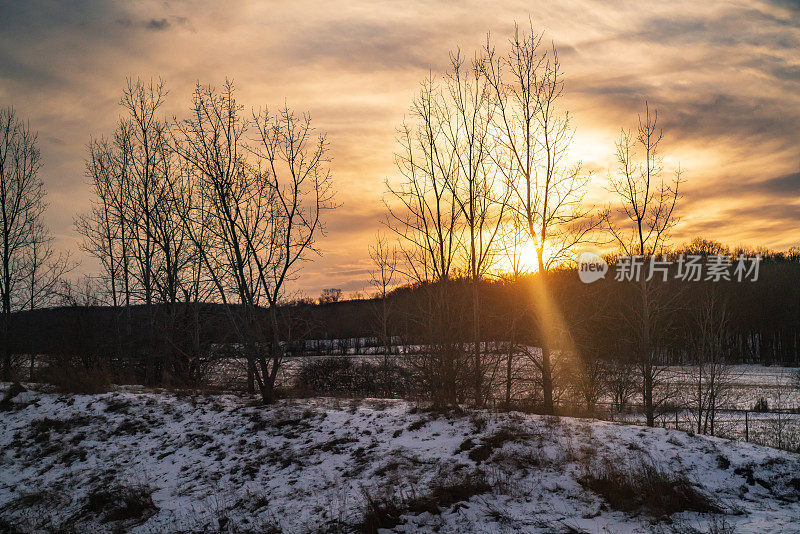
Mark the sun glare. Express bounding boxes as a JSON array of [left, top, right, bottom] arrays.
[[496, 238, 561, 275], [518, 240, 540, 272]]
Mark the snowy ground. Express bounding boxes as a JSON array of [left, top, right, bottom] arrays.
[[2, 386, 800, 533]]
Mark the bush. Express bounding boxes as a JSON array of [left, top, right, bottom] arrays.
[[580, 454, 722, 517], [294, 356, 415, 397], [753, 397, 769, 412], [0, 382, 27, 408], [40, 357, 112, 394]]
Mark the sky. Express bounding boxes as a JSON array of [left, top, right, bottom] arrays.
[[0, 0, 798, 297]]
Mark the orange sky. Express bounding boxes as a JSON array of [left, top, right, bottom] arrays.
[[1, 0, 798, 296]]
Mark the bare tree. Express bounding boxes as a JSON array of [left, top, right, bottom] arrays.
[[385, 75, 461, 284], [406, 283, 471, 407], [569, 351, 607, 416], [249, 102, 337, 402], [173, 80, 335, 403], [383, 76, 471, 407], [76, 139, 120, 305], [0, 107, 70, 379], [79, 79, 183, 309], [121, 78, 173, 306], [691, 287, 734, 436], [386, 48, 511, 406], [499, 209, 532, 279], [606, 359, 638, 413], [445, 50, 509, 406], [22, 221, 71, 311], [482, 22, 596, 413], [369, 232, 397, 357], [150, 143, 193, 305], [605, 102, 683, 426], [319, 288, 342, 304], [173, 80, 264, 398], [78, 79, 202, 384], [17, 218, 72, 378], [57, 275, 103, 308], [75, 129, 137, 308]]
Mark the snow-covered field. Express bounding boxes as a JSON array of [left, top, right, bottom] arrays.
[[2, 386, 800, 533], [661, 365, 800, 408], [210, 354, 800, 408]]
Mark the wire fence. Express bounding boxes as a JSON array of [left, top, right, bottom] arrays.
[[485, 399, 800, 452]]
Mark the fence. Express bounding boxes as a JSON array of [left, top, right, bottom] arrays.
[[492, 399, 800, 452]]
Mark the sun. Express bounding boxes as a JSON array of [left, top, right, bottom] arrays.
[[495, 237, 565, 276], [518, 240, 541, 272], [495, 238, 541, 275]]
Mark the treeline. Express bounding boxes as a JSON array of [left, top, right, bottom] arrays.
[[13, 241, 800, 364], [357, 244, 800, 414]]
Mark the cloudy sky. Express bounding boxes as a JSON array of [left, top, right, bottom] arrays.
[[1, 0, 798, 296]]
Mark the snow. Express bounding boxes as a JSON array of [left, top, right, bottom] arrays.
[[1, 386, 799, 532]]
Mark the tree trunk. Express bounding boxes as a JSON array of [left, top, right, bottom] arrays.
[[640, 274, 655, 427], [472, 281, 482, 407], [643, 365, 654, 426], [541, 346, 554, 413], [505, 348, 513, 407], [2, 307, 9, 381], [2, 257, 11, 381], [259, 305, 283, 405]]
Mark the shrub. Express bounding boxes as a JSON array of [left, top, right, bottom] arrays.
[[753, 397, 769, 412], [0, 382, 27, 409], [707, 517, 735, 534], [40, 359, 112, 394], [466, 426, 530, 464], [294, 356, 415, 397], [81, 484, 158, 525]]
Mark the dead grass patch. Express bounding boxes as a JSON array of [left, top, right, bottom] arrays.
[[79, 484, 158, 526], [360, 470, 490, 533], [580, 454, 723, 517]]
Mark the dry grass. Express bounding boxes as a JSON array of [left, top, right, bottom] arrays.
[[360, 470, 490, 533], [80, 484, 158, 525], [579, 454, 723, 517]]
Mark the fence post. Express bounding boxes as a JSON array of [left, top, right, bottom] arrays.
[[745, 410, 749, 442], [675, 410, 679, 431]]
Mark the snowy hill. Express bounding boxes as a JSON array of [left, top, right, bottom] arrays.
[[1, 388, 799, 533]]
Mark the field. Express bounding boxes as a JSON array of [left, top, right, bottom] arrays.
[[2, 384, 800, 533], [212, 353, 800, 423], [207, 346, 800, 406]]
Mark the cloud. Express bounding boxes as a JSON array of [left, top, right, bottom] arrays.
[[146, 18, 170, 31], [753, 172, 800, 195], [0, 0, 797, 293]]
